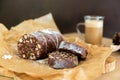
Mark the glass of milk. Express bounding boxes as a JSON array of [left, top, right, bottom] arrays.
[[76, 15, 104, 45]]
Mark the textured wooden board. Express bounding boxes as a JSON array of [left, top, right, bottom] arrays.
[[96, 51, 120, 80]]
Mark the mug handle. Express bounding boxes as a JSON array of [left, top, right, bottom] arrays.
[[76, 22, 85, 40]]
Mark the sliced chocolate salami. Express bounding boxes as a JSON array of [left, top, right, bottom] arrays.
[[17, 30, 63, 60], [113, 32, 120, 45], [48, 51, 78, 69], [59, 41, 87, 59]]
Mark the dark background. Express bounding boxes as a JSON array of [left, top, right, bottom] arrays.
[[0, 0, 120, 38]]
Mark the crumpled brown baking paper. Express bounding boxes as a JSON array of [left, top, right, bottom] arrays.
[[0, 13, 113, 80]]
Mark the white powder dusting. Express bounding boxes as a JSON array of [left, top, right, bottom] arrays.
[[2, 55, 13, 59]]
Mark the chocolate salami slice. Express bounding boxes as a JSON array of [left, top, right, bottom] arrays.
[[17, 30, 63, 60], [113, 32, 120, 45], [48, 51, 78, 69], [59, 41, 87, 59]]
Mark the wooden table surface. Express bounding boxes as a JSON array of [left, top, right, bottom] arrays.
[[64, 33, 120, 80]]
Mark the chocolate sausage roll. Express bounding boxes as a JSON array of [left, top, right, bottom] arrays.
[[48, 51, 78, 69], [17, 30, 63, 60], [48, 41, 87, 69], [59, 41, 87, 59]]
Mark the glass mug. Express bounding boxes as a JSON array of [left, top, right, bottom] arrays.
[[76, 15, 104, 45]]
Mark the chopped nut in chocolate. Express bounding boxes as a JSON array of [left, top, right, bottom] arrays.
[[17, 30, 63, 60], [113, 32, 120, 45], [59, 41, 87, 59], [48, 51, 78, 69]]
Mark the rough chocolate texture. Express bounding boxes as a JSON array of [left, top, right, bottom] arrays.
[[48, 51, 78, 69], [59, 41, 87, 59], [17, 30, 63, 60], [113, 32, 120, 45]]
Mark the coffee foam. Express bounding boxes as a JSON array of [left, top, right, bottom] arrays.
[[85, 20, 103, 28]]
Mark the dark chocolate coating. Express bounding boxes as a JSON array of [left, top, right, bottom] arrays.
[[48, 51, 78, 69], [59, 41, 87, 59], [113, 32, 120, 45], [17, 30, 63, 60]]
